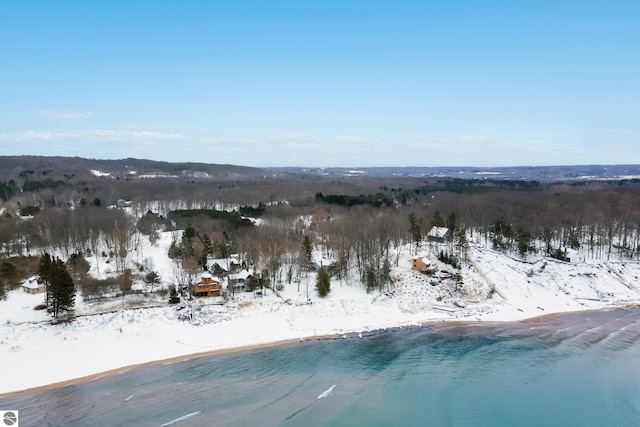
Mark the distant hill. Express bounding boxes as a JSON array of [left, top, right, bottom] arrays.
[[0, 156, 265, 180], [268, 165, 640, 181], [2, 156, 639, 182]]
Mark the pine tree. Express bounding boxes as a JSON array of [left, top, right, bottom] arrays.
[[364, 267, 376, 294], [144, 271, 161, 293], [47, 258, 76, 318], [315, 268, 331, 297], [0, 262, 22, 290], [300, 235, 314, 292], [169, 285, 180, 304], [408, 213, 421, 254], [302, 235, 313, 270], [38, 253, 53, 306]]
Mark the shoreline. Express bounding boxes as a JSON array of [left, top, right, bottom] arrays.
[[0, 336, 312, 399], [2, 303, 637, 399]]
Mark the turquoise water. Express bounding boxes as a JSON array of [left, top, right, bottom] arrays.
[[2, 309, 640, 426]]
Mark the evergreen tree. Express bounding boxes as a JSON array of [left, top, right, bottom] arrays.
[[47, 258, 76, 317], [315, 268, 331, 297], [302, 235, 313, 270], [199, 233, 214, 266], [408, 213, 421, 254], [181, 227, 197, 259], [248, 270, 270, 294], [144, 271, 161, 293], [299, 234, 314, 292], [211, 262, 226, 277], [169, 285, 180, 304], [38, 253, 53, 305], [364, 267, 376, 294], [432, 210, 446, 228], [0, 262, 22, 289]]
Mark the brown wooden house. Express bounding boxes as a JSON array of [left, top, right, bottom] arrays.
[[411, 256, 437, 274], [193, 273, 222, 297]]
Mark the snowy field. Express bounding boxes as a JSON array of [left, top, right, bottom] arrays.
[[1, 231, 640, 395]]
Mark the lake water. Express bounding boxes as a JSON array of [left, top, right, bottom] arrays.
[[2, 309, 640, 427]]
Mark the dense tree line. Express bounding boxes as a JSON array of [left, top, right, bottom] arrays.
[[315, 192, 394, 208]]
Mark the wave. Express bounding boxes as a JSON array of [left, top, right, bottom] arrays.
[[284, 383, 338, 421], [160, 411, 202, 426], [317, 384, 337, 400]]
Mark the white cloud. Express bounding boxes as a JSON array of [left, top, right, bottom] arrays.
[[196, 136, 257, 151], [405, 142, 447, 150], [0, 129, 183, 143], [264, 130, 318, 144], [606, 129, 639, 138], [39, 110, 95, 120], [87, 130, 182, 141], [459, 134, 497, 142], [334, 135, 371, 144], [1, 130, 55, 141], [260, 129, 333, 153]]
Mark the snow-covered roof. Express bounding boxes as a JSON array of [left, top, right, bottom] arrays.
[[228, 269, 251, 280], [22, 280, 43, 290], [428, 226, 450, 238]]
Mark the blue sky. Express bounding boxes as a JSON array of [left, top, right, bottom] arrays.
[[1, 1, 639, 167]]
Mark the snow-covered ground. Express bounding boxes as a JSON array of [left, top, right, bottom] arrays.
[[1, 232, 640, 396]]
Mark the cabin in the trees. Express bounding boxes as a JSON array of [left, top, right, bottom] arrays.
[[22, 279, 46, 294], [427, 226, 452, 243], [411, 256, 437, 274], [312, 258, 336, 272], [192, 273, 222, 297], [206, 254, 244, 275]]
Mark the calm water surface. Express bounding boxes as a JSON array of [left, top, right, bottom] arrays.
[[2, 309, 640, 426]]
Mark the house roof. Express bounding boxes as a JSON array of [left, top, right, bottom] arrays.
[[22, 280, 44, 289], [427, 226, 450, 238], [228, 269, 251, 280]]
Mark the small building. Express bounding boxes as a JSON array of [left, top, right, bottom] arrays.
[[554, 247, 582, 263], [411, 256, 437, 274], [22, 280, 46, 294], [427, 226, 452, 243], [116, 199, 133, 208], [192, 273, 222, 297], [228, 269, 252, 293], [228, 254, 242, 273], [312, 258, 335, 272]]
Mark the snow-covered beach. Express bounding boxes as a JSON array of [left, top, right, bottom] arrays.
[[2, 232, 639, 397]]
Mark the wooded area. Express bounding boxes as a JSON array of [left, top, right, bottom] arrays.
[[1, 158, 640, 314]]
